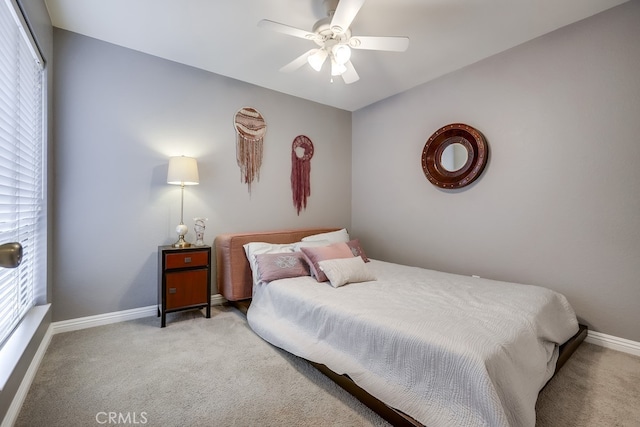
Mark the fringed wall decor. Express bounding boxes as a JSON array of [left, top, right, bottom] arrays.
[[234, 107, 267, 194], [291, 135, 314, 215]]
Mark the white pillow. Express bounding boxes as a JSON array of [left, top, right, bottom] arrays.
[[318, 256, 376, 288], [243, 242, 296, 284], [292, 240, 331, 251], [301, 228, 350, 243]]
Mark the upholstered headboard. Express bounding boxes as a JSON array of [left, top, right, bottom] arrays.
[[214, 228, 339, 301]]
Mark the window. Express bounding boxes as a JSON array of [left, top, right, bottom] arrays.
[[0, 0, 45, 348]]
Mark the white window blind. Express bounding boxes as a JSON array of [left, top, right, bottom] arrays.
[[0, 0, 44, 347]]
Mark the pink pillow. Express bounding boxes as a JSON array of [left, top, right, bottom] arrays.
[[255, 252, 310, 283], [300, 242, 355, 282], [346, 239, 369, 263]]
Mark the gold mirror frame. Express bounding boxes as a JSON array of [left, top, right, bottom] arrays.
[[421, 123, 488, 189]]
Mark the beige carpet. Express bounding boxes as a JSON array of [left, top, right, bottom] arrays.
[[536, 337, 640, 426], [15, 306, 640, 426]]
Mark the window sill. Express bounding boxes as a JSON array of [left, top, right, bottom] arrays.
[[0, 304, 50, 392]]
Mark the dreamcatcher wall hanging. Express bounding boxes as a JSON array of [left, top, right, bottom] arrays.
[[291, 135, 314, 215], [234, 107, 267, 194]]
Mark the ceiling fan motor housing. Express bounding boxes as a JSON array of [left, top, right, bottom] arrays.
[[312, 17, 351, 46]]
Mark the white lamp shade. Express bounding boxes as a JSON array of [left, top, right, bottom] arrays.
[[307, 48, 328, 72], [167, 156, 199, 185], [331, 58, 347, 76], [332, 44, 351, 65]]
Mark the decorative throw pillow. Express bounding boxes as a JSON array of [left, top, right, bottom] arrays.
[[301, 228, 350, 243], [243, 242, 296, 284], [345, 239, 370, 263], [254, 252, 310, 283], [299, 242, 355, 282], [318, 257, 376, 288]]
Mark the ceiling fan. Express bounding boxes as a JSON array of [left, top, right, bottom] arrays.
[[258, 0, 409, 84]]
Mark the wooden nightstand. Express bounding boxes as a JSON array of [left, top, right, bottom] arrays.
[[158, 245, 211, 327]]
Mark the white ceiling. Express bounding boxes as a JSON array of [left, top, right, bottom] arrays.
[[44, 0, 627, 112]]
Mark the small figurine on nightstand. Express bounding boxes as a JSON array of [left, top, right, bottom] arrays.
[[193, 217, 208, 246]]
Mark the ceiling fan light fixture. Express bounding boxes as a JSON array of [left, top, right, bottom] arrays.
[[308, 48, 328, 71], [259, 0, 409, 84], [331, 58, 347, 76], [332, 44, 351, 65]]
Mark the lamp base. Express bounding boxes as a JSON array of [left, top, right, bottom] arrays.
[[173, 223, 191, 248], [172, 236, 192, 248]]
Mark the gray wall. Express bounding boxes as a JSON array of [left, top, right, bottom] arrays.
[[352, 1, 640, 342], [52, 30, 352, 321]]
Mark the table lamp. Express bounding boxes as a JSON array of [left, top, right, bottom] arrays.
[[167, 156, 199, 247]]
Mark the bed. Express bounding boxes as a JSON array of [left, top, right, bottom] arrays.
[[215, 228, 587, 427]]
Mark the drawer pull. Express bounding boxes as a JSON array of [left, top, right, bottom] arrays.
[[169, 288, 177, 294], [184, 257, 191, 263]]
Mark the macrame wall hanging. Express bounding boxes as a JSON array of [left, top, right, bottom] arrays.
[[234, 107, 267, 194], [291, 135, 314, 215]]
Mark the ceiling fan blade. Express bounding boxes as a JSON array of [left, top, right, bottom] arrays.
[[350, 36, 410, 52], [341, 61, 360, 84], [258, 19, 318, 41], [279, 49, 317, 73], [330, 0, 366, 34]]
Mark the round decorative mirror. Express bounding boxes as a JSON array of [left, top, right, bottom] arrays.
[[421, 123, 488, 189], [440, 142, 469, 172]]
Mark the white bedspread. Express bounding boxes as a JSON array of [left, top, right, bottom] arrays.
[[247, 260, 579, 427]]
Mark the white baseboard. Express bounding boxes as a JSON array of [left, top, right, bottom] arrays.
[[51, 294, 226, 334], [51, 305, 156, 334], [210, 293, 227, 306], [585, 330, 640, 357]]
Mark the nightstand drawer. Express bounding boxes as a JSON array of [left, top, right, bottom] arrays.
[[165, 269, 208, 309], [165, 250, 209, 269]]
